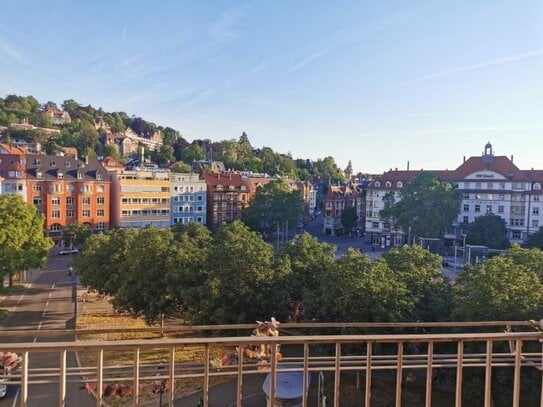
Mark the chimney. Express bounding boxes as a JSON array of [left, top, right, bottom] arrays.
[[395, 167, 398, 171], [407, 161, 410, 171], [463, 156, 466, 163], [511, 155, 513, 163]]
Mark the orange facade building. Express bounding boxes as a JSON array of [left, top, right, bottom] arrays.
[[0, 144, 111, 242]]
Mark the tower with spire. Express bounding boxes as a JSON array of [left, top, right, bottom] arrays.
[[344, 160, 353, 181]]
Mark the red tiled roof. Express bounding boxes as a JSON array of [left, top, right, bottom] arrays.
[[203, 172, 246, 188], [450, 156, 520, 179], [0, 143, 26, 155]]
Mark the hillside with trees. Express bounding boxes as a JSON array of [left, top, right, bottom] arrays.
[[0, 94, 346, 182]]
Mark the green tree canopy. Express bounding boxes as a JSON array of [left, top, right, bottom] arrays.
[[198, 221, 290, 324], [382, 245, 452, 321], [0, 195, 53, 286], [311, 249, 413, 322], [380, 172, 462, 239], [242, 180, 304, 236], [526, 227, 543, 249], [62, 222, 92, 248], [466, 213, 509, 249], [283, 233, 335, 304], [453, 256, 543, 320]]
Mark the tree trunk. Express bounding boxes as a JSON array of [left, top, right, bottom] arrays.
[[8, 272, 13, 287]]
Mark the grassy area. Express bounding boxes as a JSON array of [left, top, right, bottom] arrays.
[[77, 311, 233, 405], [0, 284, 26, 295]]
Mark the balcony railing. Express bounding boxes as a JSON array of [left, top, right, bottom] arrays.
[[1, 322, 543, 406]]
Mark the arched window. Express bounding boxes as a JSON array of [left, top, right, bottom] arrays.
[[374, 181, 381, 188], [397, 181, 403, 188], [385, 181, 392, 188], [50, 224, 62, 232]]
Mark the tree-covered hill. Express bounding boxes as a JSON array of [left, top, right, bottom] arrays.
[[0, 94, 346, 182]]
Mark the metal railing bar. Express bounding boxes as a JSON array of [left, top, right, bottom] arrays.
[[396, 342, 403, 407], [133, 347, 140, 407], [484, 340, 492, 407], [59, 349, 67, 407], [96, 348, 103, 407], [513, 339, 521, 407], [425, 341, 433, 407], [203, 344, 209, 407], [455, 341, 463, 407], [169, 346, 175, 407], [366, 341, 372, 407], [302, 344, 309, 407], [334, 343, 341, 407]]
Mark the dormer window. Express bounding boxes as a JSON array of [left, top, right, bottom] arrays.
[[57, 172, 63, 179], [397, 181, 403, 188], [77, 171, 83, 180], [216, 184, 223, 191], [96, 172, 102, 180], [65, 161, 71, 167], [50, 160, 56, 166], [229, 185, 235, 190], [37, 170, 43, 179], [34, 158, 41, 165], [385, 181, 392, 188], [241, 185, 247, 191]]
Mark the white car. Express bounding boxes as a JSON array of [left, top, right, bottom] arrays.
[[0, 373, 7, 398]]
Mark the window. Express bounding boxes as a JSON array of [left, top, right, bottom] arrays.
[[97, 185, 105, 193], [486, 205, 492, 213], [33, 197, 42, 205], [463, 194, 470, 199], [533, 220, 539, 228], [512, 230, 521, 239], [197, 206, 202, 212], [374, 181, 381, 188], [498, 206, 504, 214], [197, 217, 203, 223], [198, 195, 203, 201], [463, 204, 469, 212], [486, 182, 493, 189], [121, 210, 130, 217], [82, 197, 91, 205], [97, 222, 105, 230], [51, 210, 60, 218], [534, 183, 541, 190], [474, 205, 480, 213], [32, 184, 42, 191], [51, 197, 61, 205], [500, 182, 506, 189], [97, 209, 105, 217], [50, 224, 61, 231], [66, 197, 75, 205], [385, 181, 392, 188], [397, 181, 403, 188], [533, 207, 539, 216], [67, 210, 75, 218], [463, 216, 469, 224], [475, 182, 481, 189], [511, 218, 524, 227], [82, 209, 90, 217], [49, 184, 63, 193], [80, 185, 93, 193], [161, 187, 170, 192], [372, 221, 379, 228], [535, 195, 541, 202], [97, 197, 105, 205], [499, 194, 505, 201], [122, 198, 129, 204], [464, 182, 471, 189], [66, 184, 74, 192], [57, 172, 63, 179]]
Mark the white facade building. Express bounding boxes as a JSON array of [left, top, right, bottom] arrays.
[[170, 173, 207, 226], [365, 143, 543, 247]]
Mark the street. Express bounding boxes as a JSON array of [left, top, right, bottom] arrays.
[[0, 254, 94, 407]]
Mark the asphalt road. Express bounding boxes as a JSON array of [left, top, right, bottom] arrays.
[[0, 254, 95, 407]]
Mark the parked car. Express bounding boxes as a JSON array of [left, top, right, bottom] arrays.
[[59, 248, 79, 255]]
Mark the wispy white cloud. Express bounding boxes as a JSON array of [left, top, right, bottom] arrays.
[[210, 7, 244, 43], [286, 45, 335, 75], [0, 34, 28, 65], [395, 49, 543, 87], [121, 23, 128, 40]]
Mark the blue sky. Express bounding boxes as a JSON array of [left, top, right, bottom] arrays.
[[1, 1, 542, 173]]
